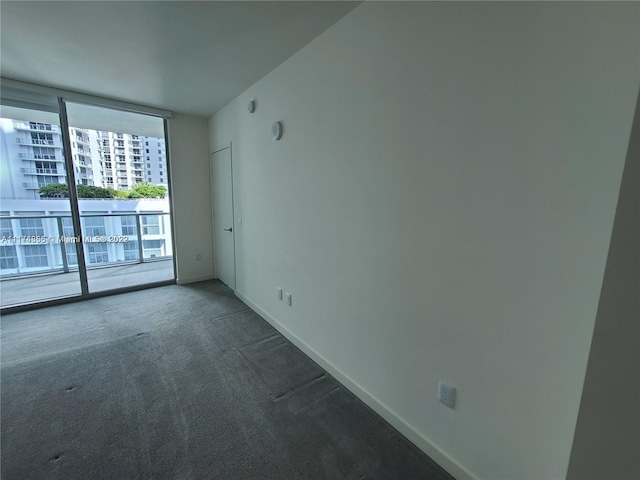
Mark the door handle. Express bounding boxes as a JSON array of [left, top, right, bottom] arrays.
[[224, 227, 232, 232]]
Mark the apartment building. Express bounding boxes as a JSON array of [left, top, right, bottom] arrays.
[[143, 136, 167, 185], [0, 119, 69, 200], [98, 131, 166, 190], [1, 118, 167, 198]]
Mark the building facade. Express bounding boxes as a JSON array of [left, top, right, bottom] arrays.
[[0, 198, 172, 276]]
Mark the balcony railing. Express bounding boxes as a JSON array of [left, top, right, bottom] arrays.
[[15, 138, 61, 147], [0, 212, 173, 278], [18, 153, 63, 162], [13, 123, 60, 133], [20, 168, 64, 175]]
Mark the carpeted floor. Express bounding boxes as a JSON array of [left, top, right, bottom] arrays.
[[1, 281, 454, 479]]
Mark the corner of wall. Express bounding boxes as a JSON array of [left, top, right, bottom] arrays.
[[566, 89, 640, 480]]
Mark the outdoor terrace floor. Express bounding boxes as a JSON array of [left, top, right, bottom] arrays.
[[0, 259, 174, 308]]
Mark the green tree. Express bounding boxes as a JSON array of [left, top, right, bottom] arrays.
[[76, 185, 117, 199], [39, 183, 68, 198], [39, 183, 117, 199], [127, 183, 167, 198]]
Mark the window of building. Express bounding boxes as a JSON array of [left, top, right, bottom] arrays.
[[35, 161, 58, 174], [1, 219, 13, 238], [29, 122, 52, 131], [120, 216, 136, 236], [82, 217, 106, 236], [123, 240, 139, 261], [141, 215, 160, 235], [23, 244, 48, 267], [31, 132, 54, 145], [37, 176, 57, 188], [19, 218, 44, 237], [143, 239, 163, 258], [61, 217, 77, 266], [86, 243, 108, 264], [0, 245, 18, 269], [32, 147, 56, 160]]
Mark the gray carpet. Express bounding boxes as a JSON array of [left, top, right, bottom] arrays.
[[1, 281, 454, 479]]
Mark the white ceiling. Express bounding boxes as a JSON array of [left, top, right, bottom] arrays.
[[0, 1, 360, 117]]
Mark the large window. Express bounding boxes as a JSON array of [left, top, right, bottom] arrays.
[[1, 219, 13, 238], [35, 161, 58, 174], [19, 218, 44, 237], [32, 147, 56, 159], [86, 243, 108, 264], [143, 240, 163, 259], [23, 245, 48, 267], [0, 246, 18, 269], [29, 122, 52, 131], [141, 215, 159, 235], [123, 241, 139, 261], [31, 132, 54, 145], [82, 217, 106, 237], [1, 86, 174, 308], [120, 216, 136, 236]]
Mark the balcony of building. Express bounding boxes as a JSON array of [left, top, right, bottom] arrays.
[[20, 167, 65, 175], [13, 122, 61, 133], [15, 138, 61, 147], [0, 210, 174, 308], [17, 153, 64, 162], [0, 259, 173, 307]]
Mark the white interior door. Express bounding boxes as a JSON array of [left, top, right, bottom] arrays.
[[211, 147, 236, 289]]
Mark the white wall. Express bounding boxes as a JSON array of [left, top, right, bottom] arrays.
[[210, 3, 639, 479], [169, 113, 214, 284]]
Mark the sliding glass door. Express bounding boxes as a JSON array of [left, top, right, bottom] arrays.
[[0, 88, 174, 309], [65, 102, 174, 294]]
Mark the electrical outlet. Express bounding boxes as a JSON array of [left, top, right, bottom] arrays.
[[277, 287, 283, 300], [286, 292, 292, 306], [194, 252, 201, 261], [438, 380, 456, 409]]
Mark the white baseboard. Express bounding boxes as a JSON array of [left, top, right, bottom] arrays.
[[234, 289, 477, 480], [176, 273, 215, 285]]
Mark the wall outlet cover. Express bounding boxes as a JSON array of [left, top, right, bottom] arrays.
[[438, 380, 456, 409]]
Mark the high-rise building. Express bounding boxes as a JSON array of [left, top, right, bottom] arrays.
[[71, 128, 102, 187], [0, 119, 105, 199], [96, 131, 146, 190], [142, 136, 167, 185], [1, 119, 67, 200], [1, 119, 167, 198]]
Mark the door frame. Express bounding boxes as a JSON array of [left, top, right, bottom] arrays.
[[210, 142, 236, 289]]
